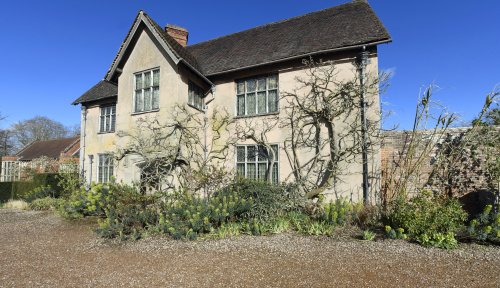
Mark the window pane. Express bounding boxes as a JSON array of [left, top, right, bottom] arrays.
[[105, 115, 110, 131], [257, 78, 266, 91], [237, 95, 245, 116], [272, 162, 279, 184], [196, 93, 203, 109], [135, 74, 143, 89], [247, 146, 256, 161], [258, 163, 267, 180], [247, 163, 256, 180], [152, 87, 159, 109], [246, 79, 256, 92], [237, 163, 245, 177], [268, 89, 278, 112], [271, 145, 279, 160], [237, 81, 245, 95], [153, 69, 160, 86], [135, 90, 143, 112], [268, 75, 278, 89], [99, 115, 105, 132], [257, 91, 266, 114], [108, 159, 114, 182], [247, 92, 256, 115], [257, 145, 268, 161], [111, 105, 116, 115], [237, 146, 246, 162], [188, 88, 193, 106], [144, 71, 152, 88], [111, 113, 116, 132], [144, 89, 152, 111]]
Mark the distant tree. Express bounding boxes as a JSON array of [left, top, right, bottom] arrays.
[[11, 116, 71, 150], [0, 113, 14, 156]]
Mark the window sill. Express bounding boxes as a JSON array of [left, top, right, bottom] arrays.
[[234, 111, 280, 119], [131, 109, 159, 116], [98, 131, 115, 135], [187, 103, 205, 112]]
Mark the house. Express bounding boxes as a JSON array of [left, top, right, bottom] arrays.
[[0, 137, 80, 182], [73, 1, 391, 202]]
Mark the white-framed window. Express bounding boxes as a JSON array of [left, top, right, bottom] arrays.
[[236, 74, 278, 116], [236, 144, 279, 183], [0, 161, 20, 182], [98, 154, 114, 183], [99, 104, 116, 133], [134, 68, 160, 113], [188, 81, 204, 110]]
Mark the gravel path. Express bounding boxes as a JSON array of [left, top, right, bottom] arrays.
[[0, 208, 499, 287]]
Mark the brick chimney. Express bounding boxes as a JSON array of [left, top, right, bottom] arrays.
[[165, 24, 188, 47]]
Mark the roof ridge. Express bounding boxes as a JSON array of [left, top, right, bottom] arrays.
[[188, 1, 358, 48]]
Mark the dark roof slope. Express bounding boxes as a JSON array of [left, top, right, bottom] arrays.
[[16, 137, 80, 161], [187, 1, 390, 75], [72, 80, 117, 105]]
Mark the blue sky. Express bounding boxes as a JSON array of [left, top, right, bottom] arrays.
[[0, 0, 498, 129]]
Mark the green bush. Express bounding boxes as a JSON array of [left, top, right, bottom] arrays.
[[228, 179, 302, 221], [22, 186, 56, 203], [362, 230, 376, 241], [321, 198, 361, 226], [30, 197, 63, 211], [467, 205, 500, 243], [386, 191, 467, 248], [9, 173, 62, 200]]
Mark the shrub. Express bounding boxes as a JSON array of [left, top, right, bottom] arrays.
[[321, 198, 361, 226], [385, 225, 407, 240], [363, 230, 376, 241], [22, 185, 56, 203], [30, 197, 63, 211], [386, 191, 467, 248], [467, 205, 500, 243], [229, 179, 302, 221]]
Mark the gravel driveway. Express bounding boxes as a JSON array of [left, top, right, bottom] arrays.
[[0, 209, 499, 287]]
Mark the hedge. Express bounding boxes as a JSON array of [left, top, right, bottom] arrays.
[[0, 173, 62, 202], [0, 182, 13, 203]]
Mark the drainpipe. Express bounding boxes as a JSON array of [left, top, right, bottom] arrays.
[[358, 46, 370, 205], [88, 154, 94, 186], [80, 106, 87, 182]]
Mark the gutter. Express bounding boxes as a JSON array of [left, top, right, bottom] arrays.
[[204, 39, 392, 77]]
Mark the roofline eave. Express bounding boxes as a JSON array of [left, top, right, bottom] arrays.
[[204, 38, 392, 77]]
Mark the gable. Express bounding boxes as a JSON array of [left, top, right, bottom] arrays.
[[105, 11, 210, 85]]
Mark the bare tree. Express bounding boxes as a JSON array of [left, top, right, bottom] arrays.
[[11, 116, 72, 150], [280, 58, 388, 199], [116, 105, 237, 196], [235, 116, 280, 182]]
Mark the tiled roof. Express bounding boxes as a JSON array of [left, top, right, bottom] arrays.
[[72, 80, 117, 105], [187, 1, 390, 75], [74, 1, 390, 104], [16, 137, 80, 161]]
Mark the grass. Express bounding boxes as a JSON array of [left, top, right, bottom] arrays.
[[3, 200, 29, 210]]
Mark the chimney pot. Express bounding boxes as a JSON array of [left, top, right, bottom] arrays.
[[165, 24, 189, 47]]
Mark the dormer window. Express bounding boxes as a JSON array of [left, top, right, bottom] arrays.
[[134, 68, 160, 113], [188, 81, 204, 110]]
